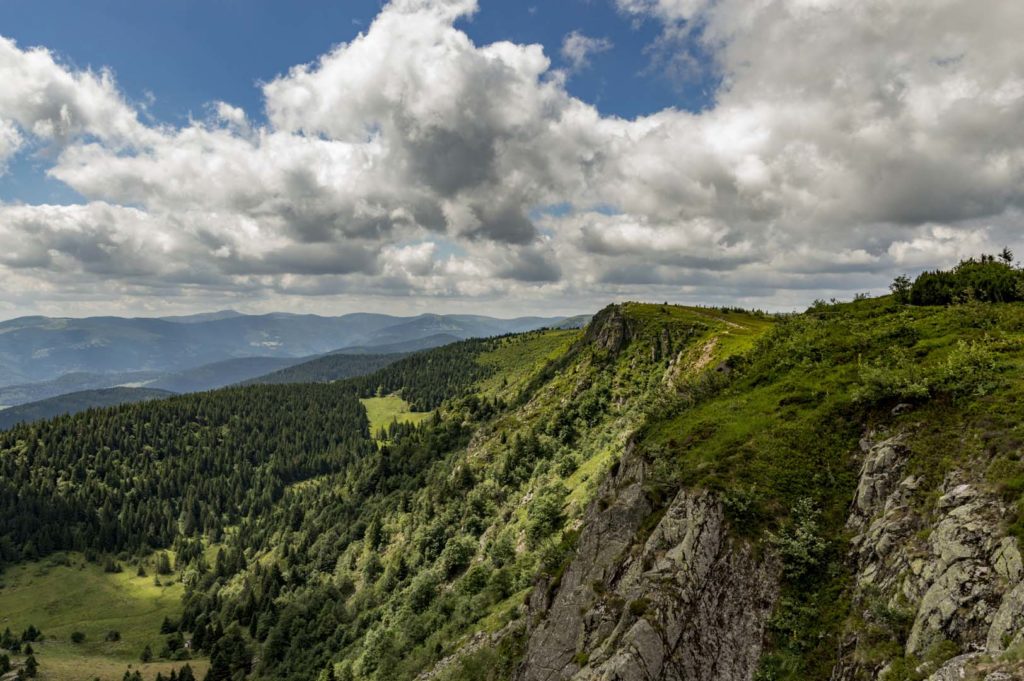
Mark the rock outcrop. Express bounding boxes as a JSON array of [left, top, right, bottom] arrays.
[[517, 444, 779, 681], [838, 434, 1024, 680], [585, 305, 633, 355]]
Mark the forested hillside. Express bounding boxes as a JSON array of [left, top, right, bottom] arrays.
[[5, 287, 1024, 681], [0, 384, 373, 563]]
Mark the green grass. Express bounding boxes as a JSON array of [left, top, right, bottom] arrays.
[[0, 552, 207, 681], [476, 329, 580, 400], [361, 395, 433, 438]]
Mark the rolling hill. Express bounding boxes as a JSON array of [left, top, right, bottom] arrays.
[[0, 370, 165, 409]]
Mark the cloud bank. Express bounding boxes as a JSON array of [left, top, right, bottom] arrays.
[[1, 0, 1022, 316]]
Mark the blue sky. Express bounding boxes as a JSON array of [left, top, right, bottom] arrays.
[[0, 0, 716, 205], [0, 0, 716, 120]]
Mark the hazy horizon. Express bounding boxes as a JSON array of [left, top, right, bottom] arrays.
[[0, 306, 598, 324]]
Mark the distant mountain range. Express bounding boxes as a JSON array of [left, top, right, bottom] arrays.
[[0, 311, 587, 390]]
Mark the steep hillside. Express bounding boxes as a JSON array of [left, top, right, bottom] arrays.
[[517, 299, 1024, 681], [172, 305, 770, 681], [4, 299, 1024, 681]]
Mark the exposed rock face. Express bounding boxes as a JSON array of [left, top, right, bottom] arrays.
[[839, 434, 1024, 680], [652, 327, 673, 362], [517, 444, 779, 681], [585, 305, 632, 355]]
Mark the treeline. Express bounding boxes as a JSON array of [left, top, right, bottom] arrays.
[[0, 383, 373, 564], [892, 250, 1023, 305], [345, 337, 503, 410], [242, 354, 404, 386]]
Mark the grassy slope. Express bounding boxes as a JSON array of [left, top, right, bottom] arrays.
[[417, 305, 774, 680], [0, 553, 208, 681]]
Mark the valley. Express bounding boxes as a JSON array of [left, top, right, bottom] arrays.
[[3, 280, 1024, 680]]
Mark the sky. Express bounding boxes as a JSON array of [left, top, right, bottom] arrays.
[[0, 0, 1021, 319]]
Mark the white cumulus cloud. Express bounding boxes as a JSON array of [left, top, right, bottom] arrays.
[[0, 0, 1022, 316], [561, 31, 613, 71]]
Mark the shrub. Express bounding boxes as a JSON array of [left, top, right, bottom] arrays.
[[555, 452, 579, 477], [628, 598, 650, 617], [406, 571, 440, 613], [890, 276, 912, 304], [768, 498, 827, 581], [936, 339, 1000, 398], [71, 631, 86, 643], [439, 535, 477, 578], [488, 533, 515, 568], [457, 564, 491, 596], [854, 348, 931, 404]]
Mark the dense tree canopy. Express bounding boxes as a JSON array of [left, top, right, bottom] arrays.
[[894, 252, 1024, 306], [0, 384, 373, 563]]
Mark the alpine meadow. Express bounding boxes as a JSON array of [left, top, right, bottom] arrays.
[[2, 1, 1024, 680]]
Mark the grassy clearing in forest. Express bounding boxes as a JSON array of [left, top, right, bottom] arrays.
[[361, 394, 432, 438]]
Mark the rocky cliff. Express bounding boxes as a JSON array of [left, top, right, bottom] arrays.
[[511, 427, 1024, 681], [517, 443, 779, 681], [836, 432, 1024, 680]]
